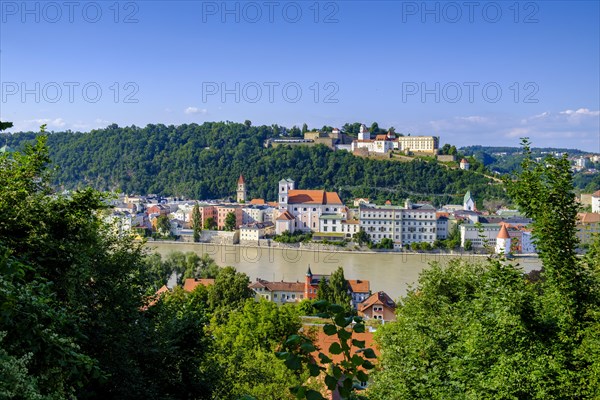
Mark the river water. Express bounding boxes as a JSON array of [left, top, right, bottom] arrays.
[[147, 242, 543, 300]]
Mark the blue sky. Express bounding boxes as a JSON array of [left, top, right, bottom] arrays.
[[1, 0, 599, 151]]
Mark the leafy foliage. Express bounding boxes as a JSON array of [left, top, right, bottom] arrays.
[[276, 300, 376, 400], [371, 140, 600, 399]]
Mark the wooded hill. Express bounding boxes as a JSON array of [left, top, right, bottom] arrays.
[[2, 122, 507, 206]]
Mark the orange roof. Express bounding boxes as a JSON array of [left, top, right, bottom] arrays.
[[436, 212, 449, 218], [343, 219, 360, 225], [287, 190, 343, 205], [461, 158, 469, 163], [267, 201, 279, 207], [183, 278, 215, 292], [276, 210, 295, 221], [288, 190, 326, 204], [238, 174, 245, 184], [578, 212, 600, 224], [375, 134, 389, 141], [358, 291, 396, 312], [348, 279, 370, 293], [249, 198, 266, 205], [593, 190, 600, 197], [325, 192, 343, 205], [497, 224, 510, 239], [144, 285, 170, 309], [309, 328, 379, 367]]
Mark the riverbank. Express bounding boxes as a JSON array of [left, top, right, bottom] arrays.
[[145, 241, 542, 300]]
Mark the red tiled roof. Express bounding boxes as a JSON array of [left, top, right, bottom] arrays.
[[461, 158, 469, 163], [183, 278, 215, 292], [250, 198, 266, 205], [276, 210, 295, 221], [288, 190, 326, 204], [287, 190, 343, 205], [267, 201, 279, 207], [238, 174, 245, 184], [375, 134, 389, 141], [348, 279, 370, 294], [309, 329, 379, 367], [358, 291, 396, 312], [325, 192, 343, 205], [593, 190, 600, 197]]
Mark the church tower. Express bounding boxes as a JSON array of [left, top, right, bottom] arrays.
[[237, 175, 247, 203]]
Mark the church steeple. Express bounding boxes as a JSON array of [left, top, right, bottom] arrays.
[[306, 265, 312, 277], [237, 175, 246, 203]]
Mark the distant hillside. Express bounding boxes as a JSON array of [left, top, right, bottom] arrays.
[[2, 122, 507, 206], [460, 145, 600, 192]]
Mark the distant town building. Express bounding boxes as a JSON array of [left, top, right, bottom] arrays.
[[460, 158, 470, 170], [592, 190, 600, 213], [460, 223, 501, 250], [576, 212, 600, 245], [275, 178, 345, 234], [358, 201, 437, 248], [239, 221, 274, 243], [394, 135, 439, 154]]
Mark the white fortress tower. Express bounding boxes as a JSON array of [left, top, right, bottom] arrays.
[[358, 124, 371, 141], [495, 224, 511, 255]]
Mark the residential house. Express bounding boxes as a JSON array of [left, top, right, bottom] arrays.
[[358, 291, 397, 322], [249, 278, 305, 303], [576, 212, 600, 245], [348, 279, 371, 309], [239, 221, 275, 243]]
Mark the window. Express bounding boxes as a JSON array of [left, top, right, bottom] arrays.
[[313, 208, 316, 211], [303, 208, 307, 211], [273, 294, 278, 299], [294, 207, 297, 211]]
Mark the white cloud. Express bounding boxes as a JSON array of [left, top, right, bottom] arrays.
[[184, 107, 208, 115], [559, 108, 600, 117], [423, 107, 600, 151], [32, 118, 66, 128]]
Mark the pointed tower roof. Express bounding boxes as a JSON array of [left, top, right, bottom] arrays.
[[238, 174, 245, 184], [463, 191, 473, 204], [497, 224, 510, 239], [306, 265, 313, 276]]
